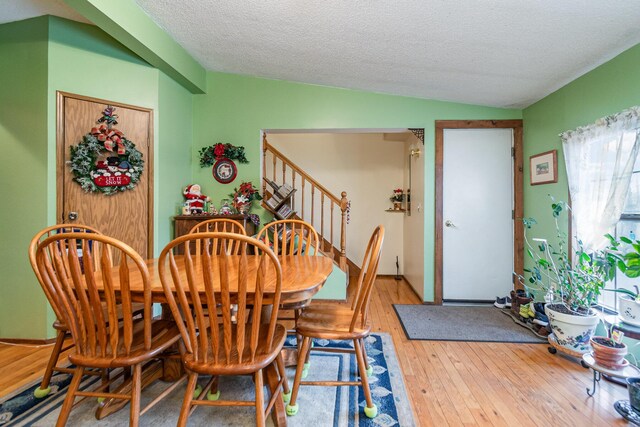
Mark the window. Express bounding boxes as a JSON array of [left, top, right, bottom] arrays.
[[601, 155, 640, 310]]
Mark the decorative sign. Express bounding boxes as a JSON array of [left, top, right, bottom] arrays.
[[212, 158, 238, 184], [68, 106, 144, 195]]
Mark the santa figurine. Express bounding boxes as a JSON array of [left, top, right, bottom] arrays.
[[183, 184, 210, 214]]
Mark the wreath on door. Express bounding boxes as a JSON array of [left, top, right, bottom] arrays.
[[67, 106, 144, 195]]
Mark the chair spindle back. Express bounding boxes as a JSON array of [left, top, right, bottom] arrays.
[[188, 219, 247, 255], [159, 233, 282, 365], [35, 233, 153, 359], [349, 225, 384, 332], [257, 219, 319, 256]]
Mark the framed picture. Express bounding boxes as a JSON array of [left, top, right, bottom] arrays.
[[529, 150, 558, 185]]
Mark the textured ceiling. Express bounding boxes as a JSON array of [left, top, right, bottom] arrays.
[[0, 0, 88, 25], [132, 0, 640, 108], [2, 1, 640, 108]]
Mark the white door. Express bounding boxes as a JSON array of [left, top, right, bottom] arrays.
[[442, 129, 514, 301]]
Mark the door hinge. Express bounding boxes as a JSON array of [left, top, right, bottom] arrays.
[[511, 147, 515, 158], [512, 209, 515, 220]]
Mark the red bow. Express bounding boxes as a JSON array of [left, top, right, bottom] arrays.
[[91, 124, 125, 155]]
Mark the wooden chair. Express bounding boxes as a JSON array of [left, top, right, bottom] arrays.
[[158, 232, 289, 427], [28, 224, 141, 398], [256, 220, 320, 337], [285, 225, 384, 419], [188, 218, 247, 255], [34, 233, 183, 427]]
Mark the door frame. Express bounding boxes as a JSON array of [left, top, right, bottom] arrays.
[[434, 120, 523, 304], [56, 91, 155, 257]]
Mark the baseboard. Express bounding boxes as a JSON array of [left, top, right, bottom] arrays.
[[0, 337, 57, 345]]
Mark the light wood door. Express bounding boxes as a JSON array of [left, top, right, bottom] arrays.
[[57, 92, 153, 259]]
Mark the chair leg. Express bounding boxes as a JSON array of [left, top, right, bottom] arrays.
[[55, 366, 84, 427], [129, 364, 142, 427], [35, 330, 67, 397], [286, 336, 312, 415], [359, 338, 372, 376], [354, 339, 377, 418], [178, 373, 198, 427], [255, 369, 265, 427], [275, 352, 291, 402]]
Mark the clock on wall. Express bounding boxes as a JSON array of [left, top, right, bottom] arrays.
[[212, 158, 238, 184]]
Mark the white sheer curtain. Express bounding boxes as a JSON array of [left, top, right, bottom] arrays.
[[560, 106, 640, 252]]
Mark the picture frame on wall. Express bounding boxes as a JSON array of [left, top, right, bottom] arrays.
[[529, 149, 558, 185]]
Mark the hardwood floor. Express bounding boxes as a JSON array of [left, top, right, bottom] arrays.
[[0, 277, 629, 426]]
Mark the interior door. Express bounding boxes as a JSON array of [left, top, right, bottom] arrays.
[[58, 93, 152, 259], [442, 128, 513, 301]]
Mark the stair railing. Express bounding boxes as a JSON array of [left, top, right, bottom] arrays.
[[262, 135, 348, 270]]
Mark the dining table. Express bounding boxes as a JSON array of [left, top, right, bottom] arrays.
[[96, 253, 334, 427]]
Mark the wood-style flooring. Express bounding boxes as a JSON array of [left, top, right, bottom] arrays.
[[0, 277, 628, 426]]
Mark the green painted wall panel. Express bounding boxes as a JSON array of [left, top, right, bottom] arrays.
[[0, 17, 51, 339], [193, 72, 522, 301], [522, 43, 640, 278], [65, 0, 206, 93]]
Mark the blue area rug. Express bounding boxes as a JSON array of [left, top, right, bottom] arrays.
[[0, 333, 414, 426]]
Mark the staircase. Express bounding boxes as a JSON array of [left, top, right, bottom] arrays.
[[262, 134, 350, 272]]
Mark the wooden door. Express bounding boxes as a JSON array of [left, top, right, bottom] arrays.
[[56, 92, 153, 259]]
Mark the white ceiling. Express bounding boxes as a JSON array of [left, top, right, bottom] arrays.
[[0, 0, 88, 25], [2, 1, 640, 109]]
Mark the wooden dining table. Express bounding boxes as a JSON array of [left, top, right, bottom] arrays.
[[96, 253, 334, 426]]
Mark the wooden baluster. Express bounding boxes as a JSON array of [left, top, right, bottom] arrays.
[[282, 161, 286, 185], [311, 185, 315, 229], [339, 191, 348, 270], [320, 193, 325, 252], [272, 152, 276, 183], [330, 202, 334, 258], [292, 171, 296, 211], [262, 135, 267, 196], [301, 178, 306, 220]]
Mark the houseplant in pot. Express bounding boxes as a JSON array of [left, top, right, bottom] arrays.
[[518, 200, 616, 354], [590, 333, 628, 368]]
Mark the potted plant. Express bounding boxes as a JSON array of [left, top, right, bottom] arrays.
[[517, 200, 616, 354], [606, 235, 640, 326], [229, 181, 262, 214], [590, 334, 628, 368], [390, 188, 404, 210]]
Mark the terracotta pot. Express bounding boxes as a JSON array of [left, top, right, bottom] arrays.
[[545, 304, 598, 354], [590, 336, 628, 368]]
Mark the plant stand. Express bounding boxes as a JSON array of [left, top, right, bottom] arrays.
[[581, 352, 640, 397], [547, 333, 585, 358]]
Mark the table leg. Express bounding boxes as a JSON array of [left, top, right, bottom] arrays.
[[586, 370, 601, 397], [265, 362, 287, 426]]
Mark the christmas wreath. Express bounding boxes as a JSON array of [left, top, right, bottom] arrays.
[[67, 106, 144, 195], [199, 143, 248, 168]]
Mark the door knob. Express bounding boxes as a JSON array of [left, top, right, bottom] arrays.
[[445, 220, 455, 228], [68, 211, 78, 221]]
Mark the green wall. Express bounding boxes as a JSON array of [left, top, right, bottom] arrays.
[[0, 18, 50, 339], [193, 72, 522, 301], [522, 43, 640, 275], [0, 17, 194, 339]]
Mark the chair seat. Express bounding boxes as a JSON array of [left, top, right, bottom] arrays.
[[296, 305, 371, 340], [69, 319, 181, 368], [184, 323, 286, 376], [53, 302, 145, 332]]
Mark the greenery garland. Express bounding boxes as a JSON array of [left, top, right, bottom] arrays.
[[68, 134, 144, 195], [199, 143, 249, 168]]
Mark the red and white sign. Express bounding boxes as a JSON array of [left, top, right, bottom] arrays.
[[93, 175, 131, 187]]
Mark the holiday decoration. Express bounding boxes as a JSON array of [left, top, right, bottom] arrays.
[[229, 181, 262, 213], [199, 143, 248, 184], [67, 106, 144, 195], [183, 184, 210, 214]]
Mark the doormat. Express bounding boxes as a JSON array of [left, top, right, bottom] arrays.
[[393, 304, 547, 343], [0, 333, 415, 426]]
